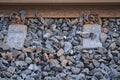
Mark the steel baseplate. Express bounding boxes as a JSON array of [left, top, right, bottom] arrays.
[[82, 24, 102, 49], [6, 24, 27, 49]]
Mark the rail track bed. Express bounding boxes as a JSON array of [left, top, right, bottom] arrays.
[[0, 1, 120, 80]]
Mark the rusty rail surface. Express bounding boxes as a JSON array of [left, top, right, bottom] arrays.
[[0, 1, 119, 18], [0, 0, 120, 4]]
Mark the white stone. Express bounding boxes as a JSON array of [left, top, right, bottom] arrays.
[[82, 24, 102, 48], [6, 24, 27, 49]]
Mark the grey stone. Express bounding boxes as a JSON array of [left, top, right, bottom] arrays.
[[94, 54, 101, 59], [51, 66, 63, 72], [2, 71, 12, 78], [71, 67, 81, 74], [51, 77, 58, 80], [92, 59, 100, 67], [83, 24, 102, 48], [7, 66, 15, 74], [44, 77, 51, 80], [75, 73, 86, 80], [51, 24, 57, 31], [0, 78, 6, 80], [74, 54, 81, 61], [17, 76, 22, 80], [25, 57, 32, 64], [64, 42, 72, 53], [100, 33, 107, 43], [50, 59, 59, 67], [108, 69, 119, 78], [59, 73, 66, 78], [6, 24, 27, 49], [115, 37, 120, 46], [100, 63, 110, 71], [22, 69, 32, 75], [93, 72, 103, 79], [116, 66, 120, 71], [82, 68, 89, 74], [28, 64, 39, 71], [0, 60, 7, 70], [109, 42, 116, 50], [116, 19, 120, 25], [79, 32, 90, 38], [15, 61, 27, 66], [19, 10, 26, 21], [21, 73, 27, 79], [43, 33, 52, 38], [50, 37, 59, 43], [43, 64, 50, 71], [76, 62, 84, 68], [0, 32, 4, 39], [42, 72, 48, 76], [2, 43, 10, 50], [112, 32, 119, 37], [26, 77, 35, 80], [97, 47, 107, 54]]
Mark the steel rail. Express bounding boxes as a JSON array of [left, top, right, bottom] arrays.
[[0, 1, 119, 18], [0, 0, 120, 4]]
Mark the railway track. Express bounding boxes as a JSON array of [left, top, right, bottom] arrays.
[[0, 1, 120, 80]]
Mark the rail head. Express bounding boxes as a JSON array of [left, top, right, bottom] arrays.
[[0, 0, 120, 4]]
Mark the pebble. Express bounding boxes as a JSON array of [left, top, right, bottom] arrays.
[[97, 47, 107, 54], [112, 32, 119, 37], [0, 32, 4, 39], [70, 18, 78, 25], [93, 72, 103, 79], [28, 64, 39, 71], [51, 24, 57, 31], [57, 48, 64, 56], [61, 59, 68, 66], [2, 43, 10, 50], [76, 62, 84, 68], [109, 42, 116, 50], [103, 27, 109, 33], [15, 61, 27, 66], [115, 37, 120, 46], [108, 69, 119, 78], [23, 47, 36, 53], [64, 42, 72, 53], [92, 59, 100, 67], [44, 53, 49, 62], [6, 52, 13, 60], [7, 66, 15, 74], [71, 67, 81, 74], [94, 54, 101, 59], [49, 59, 59, 67], [44, 76, 51, 80], [82, 68, 89, 74], [75, 73, 86, 80], [80, 32, 90, 38], [25, 57, 32, 64], [43, 33, 52, 38], [116, 19, 120, 25], [100, 33, 107, 43]]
